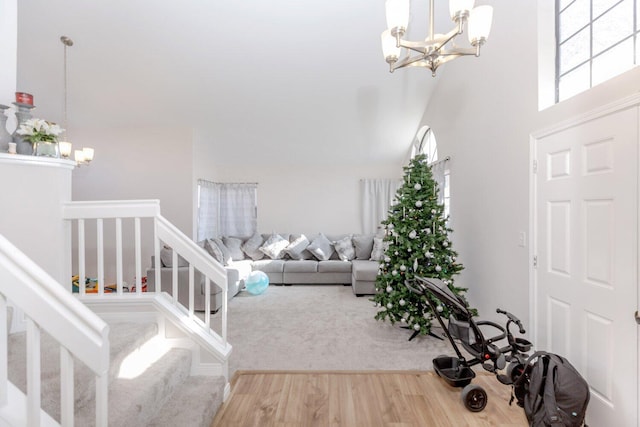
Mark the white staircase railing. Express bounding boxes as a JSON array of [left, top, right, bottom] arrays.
[[0, 234, 110, 426], [61, 199, 229, 352]]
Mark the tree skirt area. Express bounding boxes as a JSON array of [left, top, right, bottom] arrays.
[[209, 284, 454, 378]]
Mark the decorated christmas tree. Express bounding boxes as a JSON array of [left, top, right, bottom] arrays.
[[372, 153, 471, 337]]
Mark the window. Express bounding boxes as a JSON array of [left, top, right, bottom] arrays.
[[197, 181, 257, 241], [556, 0, 639, 102], [413, 126, 450, 219]]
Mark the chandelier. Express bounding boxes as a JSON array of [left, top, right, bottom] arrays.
[[381, 0, 494, 76]]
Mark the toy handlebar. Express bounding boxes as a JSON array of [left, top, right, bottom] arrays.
[[496, 308, 526, 334]]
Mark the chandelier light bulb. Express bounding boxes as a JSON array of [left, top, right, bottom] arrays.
[[82, 147, 95, 162], [75, 149, 85, 164], [59, 141, 72, 158], [385, 0, 410, 36], [381, 30, 401, 64], [468, 5, 494, 46]]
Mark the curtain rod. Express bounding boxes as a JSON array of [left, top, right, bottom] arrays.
[[428, 156, 451, 166], [198, 179, 258, 185]]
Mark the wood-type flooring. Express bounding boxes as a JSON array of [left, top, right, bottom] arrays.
[[211, 370, 528, 427]]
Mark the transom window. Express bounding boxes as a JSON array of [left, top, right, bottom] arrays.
[[556, 0, 640, 102]]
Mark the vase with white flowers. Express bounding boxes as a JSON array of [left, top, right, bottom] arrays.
[[16, 118, 64, 158]]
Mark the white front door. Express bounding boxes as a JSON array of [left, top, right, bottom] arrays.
[[533, 106, 639, 426]]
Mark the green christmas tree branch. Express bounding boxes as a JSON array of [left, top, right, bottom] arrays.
[[372, 154, 475, 337]]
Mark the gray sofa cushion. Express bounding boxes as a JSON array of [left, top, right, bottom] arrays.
[[223, 236, 245, 261], [352, 234, 375, 260], [160, 246, 189, 268], [318, 260, 352, 273], [212, 237, 232, 264], [241, 233, 265, 260], [352, 260, 380, 281], [307, 233, 334, 261], [252, 259, 286, 273], [283, 260, 318, 273], [204, 239, 225, 264]]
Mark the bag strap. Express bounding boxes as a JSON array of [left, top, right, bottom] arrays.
[[509, 350, 549, 406], [542, 355, 563, 426]]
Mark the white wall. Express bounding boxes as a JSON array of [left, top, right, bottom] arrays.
[[71, 126, 193, 281], [419, 0, 640, 326]]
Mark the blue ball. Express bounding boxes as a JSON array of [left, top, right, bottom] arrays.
[[245, 271, 269, 295]]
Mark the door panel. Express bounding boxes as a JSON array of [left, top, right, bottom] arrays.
[[534, 106, 638, 427]]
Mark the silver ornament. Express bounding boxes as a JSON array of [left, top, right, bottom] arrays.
[[387, 302, 393, 309], [415, 200, 422, 208], [413, 324, 421, 331], [435, 265, 442, 272], [392, 270, 398, 276], [386, 286, 393, 293], [400, 265, 406, 271], [414, 183, 422, 190], [399, 299, 406, 306], [436, 305, 443, 312]]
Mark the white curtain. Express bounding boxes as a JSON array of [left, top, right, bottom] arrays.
[[430, 159, 448, 205], [361, 179, 402, 234], [197, 181, 257, 240]]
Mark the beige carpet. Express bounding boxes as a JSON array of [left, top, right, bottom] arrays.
[[210, 284, 454, 378]]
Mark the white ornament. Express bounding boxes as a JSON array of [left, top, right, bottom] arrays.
[[431, 209, 436, 214], [435, 265, 442, 272], [408, 230, 417, 239], [386, 286, 393, 293], [415, 200, 422, 208], [407, 248, 412, 252], [387, 302, 393, 309], [436, 305, 443, 312], [394, 251, 399, 256], [400, 265, 406, 272], [443, 241, 449, 247], [399, 299, 406, 306], [414, 183, 422, 190], [384, 256, 391, 263], [392, 270, 398, 276], [400, 318, 406, 323], [413, 259, 418, 271], [425, 251, 432, 258], [426, 228, 431, 234], [413, 324, 421, 331]]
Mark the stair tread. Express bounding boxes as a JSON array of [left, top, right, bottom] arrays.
[[8, 321, 159, 422], [75, 347, 193, 426], [146, 375, 226, 427]]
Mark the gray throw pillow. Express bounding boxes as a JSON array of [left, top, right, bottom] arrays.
[[259, 233, 289, 260], [369, 237, 388, 261], [212, 237, 232, 265], [285, 234, 311, 260], [307, 233, 335, 261], [241, 233, 265, 261], [352, 234, 375, 260], [333, 236, 355, 261], [223, 236, 245, 261], [204, 239, 225, 264], [160, 246, 189, 268]]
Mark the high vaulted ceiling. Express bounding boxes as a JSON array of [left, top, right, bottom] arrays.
[[16, 0, 464, 166]]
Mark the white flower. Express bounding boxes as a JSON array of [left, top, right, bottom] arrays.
[[16, 118, 64, 142]]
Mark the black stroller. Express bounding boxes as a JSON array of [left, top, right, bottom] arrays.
[[405, 276, 533, 412]]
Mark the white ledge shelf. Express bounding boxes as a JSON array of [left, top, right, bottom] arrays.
[[0, 152, 76, 170]]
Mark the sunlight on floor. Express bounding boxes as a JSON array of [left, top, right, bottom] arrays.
[[117, 335, 170, 379]]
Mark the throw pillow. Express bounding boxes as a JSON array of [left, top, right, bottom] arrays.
[[285, 234, 311, 260], [259, 233, 289, 260], [241, 233, 265, 261], [223, 236, 245, 261], [352, 234, 375, 260], [333, 236, 355, 261], [212, 237, 232, 265], [160, 246, 189, 268], [307, 233, 335, 261], [369, 237, 388, 261], [204, 239, 225, 264]]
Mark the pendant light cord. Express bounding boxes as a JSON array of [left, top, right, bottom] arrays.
[[60, 36, 73, 138]]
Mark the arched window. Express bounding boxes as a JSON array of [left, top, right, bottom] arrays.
[[412, 125, 450, 220]]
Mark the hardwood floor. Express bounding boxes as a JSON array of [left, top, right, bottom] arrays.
[[211, 371, 528, 427]]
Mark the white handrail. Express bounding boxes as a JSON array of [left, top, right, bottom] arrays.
[[62, 199, 228, 346], [0, 233, 110, 426]]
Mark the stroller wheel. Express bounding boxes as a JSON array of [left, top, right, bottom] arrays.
[[506, 361, 525, 384], [461, 384, 487, 412]]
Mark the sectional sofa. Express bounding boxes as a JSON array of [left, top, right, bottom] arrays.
[[145, 232, 384, 312]]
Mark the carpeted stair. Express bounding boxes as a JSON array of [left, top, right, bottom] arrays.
[[7, 314, 225, 426]]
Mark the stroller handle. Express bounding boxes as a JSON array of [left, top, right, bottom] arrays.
[[496, 308, 526, 334]]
